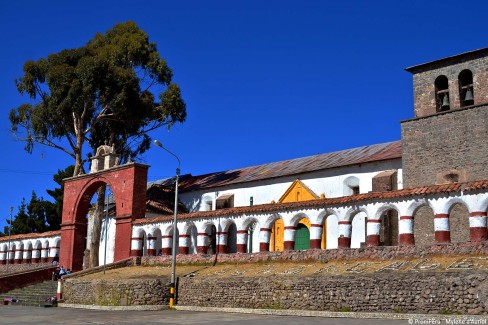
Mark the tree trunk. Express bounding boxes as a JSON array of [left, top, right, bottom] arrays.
[[89, 186, 106, 268]]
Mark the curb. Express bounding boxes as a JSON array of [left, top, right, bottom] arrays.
[[58, 303, 488, 320], [57, 303, 167, 311], [175, 306, 488, 321]]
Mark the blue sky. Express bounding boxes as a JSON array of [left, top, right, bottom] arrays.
[[1, 0, 487, 228]]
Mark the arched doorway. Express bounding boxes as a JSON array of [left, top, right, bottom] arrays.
[[60, 163, 148, 271], [449, 203, 470, 243], [413, 205, 435, 246], [294, 223, 310, 250], [322, 215, 339, 249], [380, 209, 399, 246], [351, 212, 366, 248], [247, 221, 259, 253], [270, 219, 284, 252], [227, 223, 237, 253]]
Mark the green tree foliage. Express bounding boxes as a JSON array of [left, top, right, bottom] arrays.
[[10, 21, 186, 176], [1, 192, 56, 236], [45, 165, 75, 230], [0, 166, 74, 237]]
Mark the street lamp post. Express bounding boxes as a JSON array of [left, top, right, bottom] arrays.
[[6, 207, 13, 272], [153, 139, 180, 308]]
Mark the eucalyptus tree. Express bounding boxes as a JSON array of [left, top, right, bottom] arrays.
[[10, 21, 186, 176], [9, 21, 186, 266]]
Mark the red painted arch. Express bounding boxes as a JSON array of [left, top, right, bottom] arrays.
[[60, 163, 148, 271]]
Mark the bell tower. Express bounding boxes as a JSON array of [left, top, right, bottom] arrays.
[[401, 48, 488, 188]]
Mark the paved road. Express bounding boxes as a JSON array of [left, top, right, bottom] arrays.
[[0, 305, 408, 325]]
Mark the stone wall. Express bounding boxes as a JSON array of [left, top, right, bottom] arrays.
[[63, 278, 171, 306], [177, 272, 488, 314], [409, 51, 488, 117], [401, 104, 488, 188], [0, 265, 56, 293], [141, 241, 488, 266], [0, 262, 53, 275]]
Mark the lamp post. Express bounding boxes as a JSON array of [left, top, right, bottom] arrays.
[[6, 206, 13, 272], [153, 139, 180, 308], [103, 185, 110, 274]]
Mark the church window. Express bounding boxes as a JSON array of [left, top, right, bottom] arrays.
[[343, 176, 360, 196], [351, 186, 360, 195], [444, 172, 459, 183], [435, 75, 450, 112], [216, 194, 234, 209], [458, 69, 474, 107]]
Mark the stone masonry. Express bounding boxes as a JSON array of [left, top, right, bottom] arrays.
[[401, 104, 488, 188], [177, 272, 488, 314], [63, 278, 171, 306]]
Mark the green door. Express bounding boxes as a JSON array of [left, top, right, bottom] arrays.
[[294, 224, 310, 250]]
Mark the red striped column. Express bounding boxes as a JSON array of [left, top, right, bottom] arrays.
[[469, 212, 487, 242], [147, 236, 157, 256], [32, 248, 41, 263], [14, 248, 23, 264], [259, 228, 271, 252], [178, 234, 190, 255], [310, 224, 323, 249], [338, 221, 352, 248], [56, 278, 63, 301], [366, 219, 381, 247], [399, 216, 415, 246], [22, 248, 32, 264], [48, 246, 60, 263], [0, 250, 5, 265], [162, 235, 173, 255], [130, 236, 143, 256], [434, 214, 450, 243], [217, 232, 227, 253], [41, 247, 49, 262], [283, 226, 296, 250], [236, 230, 248, 253], [8, 248, 15, 264], [196, 233, 209, 254]]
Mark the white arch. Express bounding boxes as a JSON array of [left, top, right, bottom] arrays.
[[444, 197, 470, 214], [197, 221, 216, 234], [316, 208, 338, 225], [289, 212, 310, 227], [373, 203, 401, 220], [406, 200, 431, 217], [241, 216, 260, 231], [132, 227, 145, 238], [345, 206, 369, 222], [262, 213, 283, 229]]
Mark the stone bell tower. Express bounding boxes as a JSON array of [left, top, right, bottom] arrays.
[[401, 48, 488, 188]]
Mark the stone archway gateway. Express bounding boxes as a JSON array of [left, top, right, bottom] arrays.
[[59, 163, 148, 271]]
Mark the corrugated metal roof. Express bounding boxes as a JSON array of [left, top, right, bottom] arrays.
[[176, 141, 402, 192], [133, 178, 488, 225]]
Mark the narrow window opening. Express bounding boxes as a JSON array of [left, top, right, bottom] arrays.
[[351, 186, 360, 195], [444, 173, 459, 183], [435, 75, 450, 112], [458, 69, 474, 107]]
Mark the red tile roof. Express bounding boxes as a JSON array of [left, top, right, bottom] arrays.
[[0, 230, 60, 242], [173, 141, 402, 192], [134, 179, 488, 225]]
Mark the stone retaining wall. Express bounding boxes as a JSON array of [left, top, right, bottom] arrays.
[[0, 262, 53, 274], [63, 278, 171, 306], [178, 272, 488, 315], [0, 265, 56, 293], [142, 241, 488, 266]]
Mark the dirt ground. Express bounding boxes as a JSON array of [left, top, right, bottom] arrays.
[[78, 254, 488, 280]]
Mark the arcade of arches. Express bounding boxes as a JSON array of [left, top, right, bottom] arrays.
[[3, 165, 488, 272]]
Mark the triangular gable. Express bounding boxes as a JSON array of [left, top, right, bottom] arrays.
[[278, 179, 319, 203]]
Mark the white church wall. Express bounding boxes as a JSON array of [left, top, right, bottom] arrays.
[[179, 159, 402, 212], [98, 216, 116, 265]]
